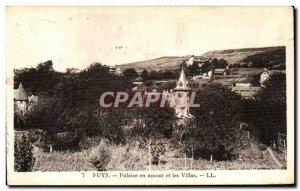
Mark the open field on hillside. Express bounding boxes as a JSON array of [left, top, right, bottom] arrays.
[[118, 46, 285, 71], [118, 57, 181, 71]]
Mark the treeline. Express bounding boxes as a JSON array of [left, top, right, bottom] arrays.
[[241, 73, 286, 145], [123, 57, 230, 80], [122, 68, 179, 81], [14, 61, 177, 149], [241, 49, 286, 68]]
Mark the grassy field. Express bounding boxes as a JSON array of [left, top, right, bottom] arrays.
[[118, 46, 285, 71], [118, 56, 181, 71], [33, 140, 282, 172]]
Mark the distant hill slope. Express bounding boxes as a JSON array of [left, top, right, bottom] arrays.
[[119, 46, 285, 71], [118, 56, 182, 71], [203, 46, 285, 67]]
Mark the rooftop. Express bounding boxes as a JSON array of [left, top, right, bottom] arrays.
[[14, 83, 28, 101]]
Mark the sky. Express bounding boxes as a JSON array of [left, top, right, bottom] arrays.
[[6, 7, 293, 72]]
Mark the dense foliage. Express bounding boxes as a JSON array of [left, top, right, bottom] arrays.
[[242, 49, 286, 68], [14, 135, 35, 172], [14, 61, 62, 95], [241, 73, 286, 145], [90, 146, 111, 171], [182, 84, 242, 160]]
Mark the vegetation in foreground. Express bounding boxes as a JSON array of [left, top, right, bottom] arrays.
[[30, 138, 281, 171]]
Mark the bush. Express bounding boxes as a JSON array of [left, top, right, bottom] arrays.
[[239, 145, 264, 160], [89, 146, 111, 171], [14, 135, 35, 172], [182, 85, 242, 161], [258, 144, 268, 151], [144, 80, 154, 86], [79, 136, 103, 150], [51, 132, 81, 151], [151, 139, 166, 165]]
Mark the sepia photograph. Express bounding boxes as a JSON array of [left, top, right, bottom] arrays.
[[6, 6, 294, 185]]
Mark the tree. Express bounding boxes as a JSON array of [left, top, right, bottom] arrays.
[[162, 70, 178, 79], [14, 60, 61, 95], [141, 69, 149, 81], [66, 68, 79, 74], [182, 84, 242, 161], [14, 135, 35, 172], [149, 70, 160, 80], [218, 58, 228, 68], [241, 73, 286, 146], [212, 58, 219, 67], [23, 95, 62, 132], [99, 108, 128, 145], [200, 61, 211, 74], [129, 107, 176, 168], [186, 62, 201, 76], [123, 68, 138, 79]]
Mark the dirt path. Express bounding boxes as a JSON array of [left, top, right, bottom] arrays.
[[267, 147, 283, 168]]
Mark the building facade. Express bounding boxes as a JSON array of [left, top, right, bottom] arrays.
[[14, 83, 28, 115], [173, 68, 194, 119], [231, 86, 260, 99], [14, 83, 38, 115]]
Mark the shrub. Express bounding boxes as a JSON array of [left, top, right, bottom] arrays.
[[79, 136, 103, 150], [89, 146, 111, 171], [239, 145, 263, 160], [107, 144, 146, 171], [51, 132, 81, 151], [258, 144, 268, 151], [151, 139, 166, 165], [182, 85, 242, 161], [144, 80, 154, 86], [14, 135, 35, 172]]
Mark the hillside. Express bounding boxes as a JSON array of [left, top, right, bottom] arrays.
[[118, 56, 182, 71], [203, 46, 285, 67], [119, 46, 286, 71]]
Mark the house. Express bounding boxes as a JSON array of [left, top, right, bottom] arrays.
[[192, 70, 213, 80], [231, 76, 260, 98], [259, 68, 285, 87], [109, 66, 116, 73], [14, 83, 28, 115], [28, 95, 38, 111], [186, 55, 212, 66], [233, 76, 254, 87], [212, 65, 232, 76], [213, 68, 227, 76], [109, 66, 123, 76], [231, 86, 260, 99], [115, 67, 123, 76], [260, 68, 270, 87], [231, 68, 239, 75], [14, 83, 38, 115]]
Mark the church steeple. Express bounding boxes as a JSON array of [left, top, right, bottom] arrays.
[[174, 67, 191, 91], [172, 68, 194, 119]]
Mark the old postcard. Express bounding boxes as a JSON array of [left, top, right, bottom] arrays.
[[6, 6, 294, 185]]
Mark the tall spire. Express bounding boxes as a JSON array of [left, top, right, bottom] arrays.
[[174, 67, 191, 91], [14, 83, 28, 101]]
